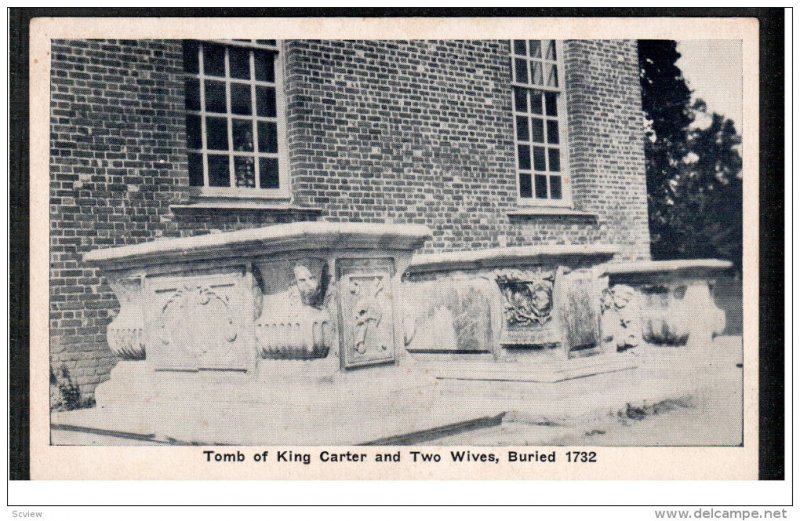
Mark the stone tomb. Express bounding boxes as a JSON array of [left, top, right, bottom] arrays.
[[600, 259, 733, 350], [79, 222, 482, 445], [404, 245, 618, 361]]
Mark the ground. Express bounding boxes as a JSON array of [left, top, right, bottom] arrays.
[[421, 336, 743, 446], [50, 336, 743, 447]]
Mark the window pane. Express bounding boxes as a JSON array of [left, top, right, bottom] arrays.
[[232, 120, 253, 152], [258, 121, 278, 153], [205, 80, 227, 113], [184, 78, 200, 111], [547, 120, 559, 144], [531, 118, 545, 143], [229, 47, 250, 79], [513, 40, 526, 55], [513, 88, 527, 112], [203, 43, 226, 77], [531, 62, 543, 86], [234, 156, 256, 188], [186, 115, 202, 150], [533, 146, 546, 171], [259, 158, 280, 189], [515, 116, 529, 141], [544, 40, 557, 60], [254, 50, 275, 82], [531, 91, 543, 114], [206, 117, 229, 150], [528, 40, 542, 58], [517, 145, 531, 170], [545, 63, 559, 88], [208, 155, 230, 187], [183, 41, 199, 74], [545, 92, 558, 116], [550, 176, 562, 199], [534, 174, 548, 198], [256, 86, 277, 117], [188, 153, 204, 187], [514, 58, 528, 84], [230, 83, 252, 115], [548, 148, 561, 172], [519, 173, 532, 198], [257, 39, 276, 46]]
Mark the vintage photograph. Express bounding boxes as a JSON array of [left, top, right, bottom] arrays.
[[44, 33, 746, 450]]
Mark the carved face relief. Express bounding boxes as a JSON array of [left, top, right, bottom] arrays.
[[531, 285, 552, 313], [294, 264, 321, 307]]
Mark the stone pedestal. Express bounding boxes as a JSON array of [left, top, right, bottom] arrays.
[[84, 222, 437, 444]]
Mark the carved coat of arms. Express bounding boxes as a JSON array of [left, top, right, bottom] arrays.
[[496, 270, 555, 327]]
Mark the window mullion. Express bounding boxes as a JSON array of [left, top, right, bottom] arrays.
[[198, 43, 209, 188], [250, 49, 260, 190], [225, 48, 235, 188]]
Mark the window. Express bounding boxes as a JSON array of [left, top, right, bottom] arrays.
[[183, 40, 288, 197], [511, 40, 570, 206]]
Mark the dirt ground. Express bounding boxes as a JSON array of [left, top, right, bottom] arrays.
[[421, 336, 743, 446]]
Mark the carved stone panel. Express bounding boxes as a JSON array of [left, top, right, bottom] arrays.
[[554, 268, 602, 357], [144, 269, 256, 372], [255, 258, 334, 359], [495, 268, 561, 348], [404, 279, 495, 354], [336, 258, 396, 369]]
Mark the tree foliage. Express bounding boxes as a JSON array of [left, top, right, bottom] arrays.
[[638, 41, 743, 271]]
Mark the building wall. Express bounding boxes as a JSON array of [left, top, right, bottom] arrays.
[[49, 38, 650, 398], [286, 40, 650, 257]]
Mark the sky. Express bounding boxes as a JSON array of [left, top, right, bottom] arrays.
[[676, 40, 743, 131]]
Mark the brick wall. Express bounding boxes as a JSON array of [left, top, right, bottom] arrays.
[[49, 39, 650, 398], [563, 40, 651, 258], [286, 40, 650, 257]]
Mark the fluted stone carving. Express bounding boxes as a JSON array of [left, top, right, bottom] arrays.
[[106, 274, 145, 360], [256, 260, 333, 359]]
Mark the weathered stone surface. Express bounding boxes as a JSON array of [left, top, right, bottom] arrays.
[[84, 222, 432, 270], [408, 244, 617, 275], [602, 260, 732, 348], [403, 277, 499, 354], [600, 284, 642, 351], [555, 268, 602, 357]]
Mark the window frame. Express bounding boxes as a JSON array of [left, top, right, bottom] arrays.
[[510, 40, 572, 208], [183, 39, 290, 200]]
